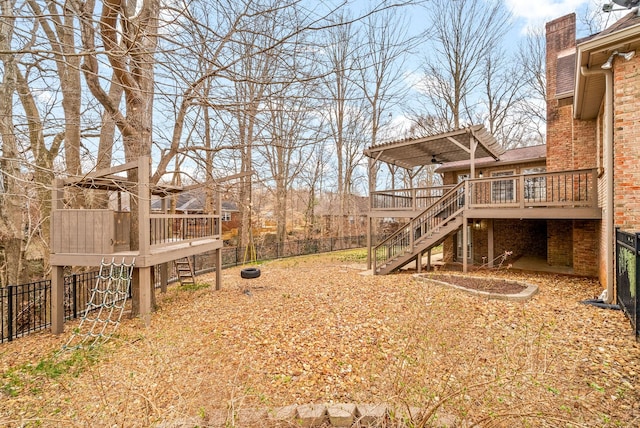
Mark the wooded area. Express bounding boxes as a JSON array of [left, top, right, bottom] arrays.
[[0, 0, 552, 285]]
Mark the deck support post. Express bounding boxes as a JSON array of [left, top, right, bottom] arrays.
[[215, 248, 222, 290], [51, 265, 65, 334], [160, 263, 168, 293], [488, 219, 494, 268], [51, 179, 65, 334], [137, 267, 152, 327], [367, 157, 375, 270], [463, 217, 469, 273], [417, 251, 422, 273], [426, 249, 432, 271]]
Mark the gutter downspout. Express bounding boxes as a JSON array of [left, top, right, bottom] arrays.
[[580, 65, 614, 303]]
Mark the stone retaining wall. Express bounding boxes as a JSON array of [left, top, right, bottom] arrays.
[[158, 402, 457, 427]]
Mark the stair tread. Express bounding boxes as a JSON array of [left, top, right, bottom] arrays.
[[174, 257, 195, 286]]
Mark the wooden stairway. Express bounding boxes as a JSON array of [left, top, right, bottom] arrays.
[[174, 257, 195, 286], [374, 217, 462, 275], [373, 182, 466, 275]]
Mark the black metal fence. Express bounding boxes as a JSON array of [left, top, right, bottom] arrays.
[[219, 235, 367, 270], [615, 228, 640, 341], [0, 271, 107, 343], [1, 235, 366, 343]]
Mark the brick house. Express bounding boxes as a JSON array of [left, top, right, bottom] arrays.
[[364, 10, 640, 302]]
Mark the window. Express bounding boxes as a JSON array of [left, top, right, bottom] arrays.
[[523, 167, 546, 202], [491, 170, 515, 203], [221, 212, 231, 221]]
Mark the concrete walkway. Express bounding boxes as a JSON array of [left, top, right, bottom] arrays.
[[510, 255, 575, 275]]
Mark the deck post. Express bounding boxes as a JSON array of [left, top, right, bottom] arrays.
[[463, 216, 469, 273], [136, 267, 152, 326], [138, 157, 151, 257], [462, 180, 470, 273], [137, 158, 152, 320], [215, 248, 222, 290], [215, 186, 223, 291], [488, 219, 494, 268], [160, 263, 168, 293], [417, 251, 422, 273], [51, 178, 65, 334], [51, 265, 65, 334], [469, 136, 477, 179], [367, 157, 374, 270]]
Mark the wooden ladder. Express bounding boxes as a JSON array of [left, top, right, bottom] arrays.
[[174, 257, 195, 286]]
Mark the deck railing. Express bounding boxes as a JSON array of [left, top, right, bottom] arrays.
[[371, 169, 598, 211], [150, 214, 220, 247], [371, 186, 454, 211], [468, 168, 598, 208]]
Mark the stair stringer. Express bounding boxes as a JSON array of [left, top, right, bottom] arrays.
[[375, 216, 463, 275]]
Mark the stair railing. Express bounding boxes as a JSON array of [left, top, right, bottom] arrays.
[[373, 181, 467, 273]]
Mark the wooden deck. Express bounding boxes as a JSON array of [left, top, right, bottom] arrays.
[[51, 237, 222, 267], [51, 210, 222, 267], [369, 169, 602, 275], [370, 168, 601, 220], [49, 156, 224, 333]]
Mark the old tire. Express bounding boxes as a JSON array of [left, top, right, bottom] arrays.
[[240, 267, 261, 279]]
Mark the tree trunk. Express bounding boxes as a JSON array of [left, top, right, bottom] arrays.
[[0, 0, 24, 286]]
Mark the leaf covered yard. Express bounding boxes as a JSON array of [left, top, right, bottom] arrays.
[[1, 250, 639, 427]]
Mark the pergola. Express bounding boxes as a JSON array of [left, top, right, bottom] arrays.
[[364, 124, 505, 182], [363, 125, 505, 272]]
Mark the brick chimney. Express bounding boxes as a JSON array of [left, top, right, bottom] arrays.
[[545, 13, 576, 172]]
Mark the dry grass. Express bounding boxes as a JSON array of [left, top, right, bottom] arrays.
[[1, 249, 639, 427]]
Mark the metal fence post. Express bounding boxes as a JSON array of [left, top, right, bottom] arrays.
[[7, 285, 14, 342], [72, 273, 78, 319], [636, 233, 640, 341]]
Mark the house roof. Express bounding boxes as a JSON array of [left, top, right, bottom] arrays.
[[594, 9, 640, 39], [435, 144, 546, 173], [574, 10, 640, 119], [556, 51, 576, 99], [151, 189, 238, 213], [363, 125, 505, 170]]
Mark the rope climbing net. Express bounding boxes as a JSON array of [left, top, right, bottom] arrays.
[[61, 258, 135, 351]]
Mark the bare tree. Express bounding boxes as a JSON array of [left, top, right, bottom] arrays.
[[73, 0, 161, 313], [258, 78, 319, 244], [297, 134, 331, 238], [320, 14, 370, 238], [420, 0, 512, 129], [515, 27, 546, 146], [355, 6, 414, 191], [0, 0, 66, 283], [477, 48, 531, 149], [577, 0, 626, 36], [0, 0, 24, 286], [26, 0, 83, 195]]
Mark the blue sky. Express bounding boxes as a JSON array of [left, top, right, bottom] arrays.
[[506, 0, 592, 31], [505, 0, 629, 36]]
